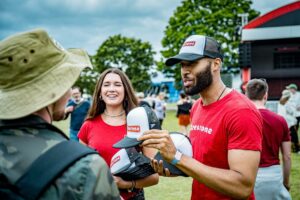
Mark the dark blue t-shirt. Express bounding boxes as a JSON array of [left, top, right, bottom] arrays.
[[67, 100, 90, 130]]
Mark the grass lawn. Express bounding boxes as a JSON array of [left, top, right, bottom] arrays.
[[54, 109, 300, 199]]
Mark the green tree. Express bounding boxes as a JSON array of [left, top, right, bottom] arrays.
[[160, 0, 259, 88], [74, 56, 98, 95], [94, 34, 156, 92], [74, 70, 98, 95]]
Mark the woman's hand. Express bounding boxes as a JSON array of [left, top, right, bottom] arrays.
[[151, 159, 172, 177], [113, 176, 131, 189]]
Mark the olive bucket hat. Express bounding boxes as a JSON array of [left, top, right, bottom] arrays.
[[0, 29, 92, 119]]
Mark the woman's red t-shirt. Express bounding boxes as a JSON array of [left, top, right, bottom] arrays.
[[78, 115, 126, 166], [78, 115, 142, 199]]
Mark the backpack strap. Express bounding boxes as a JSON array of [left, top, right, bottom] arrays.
[[15, 141, 97, 200]]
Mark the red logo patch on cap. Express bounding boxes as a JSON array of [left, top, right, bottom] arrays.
[[111, 155, 120, 167], [183, 41, 196, 47], [128, 125, 140, 132]]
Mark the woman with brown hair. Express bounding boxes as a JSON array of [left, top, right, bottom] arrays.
[[78, 68, 158, 199]]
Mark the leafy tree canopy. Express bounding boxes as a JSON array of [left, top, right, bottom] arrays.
[[74, 56, 99, 95], [159, 0, 259, 88], [94, 34, 156, 92], [75, 34, 156, 94]]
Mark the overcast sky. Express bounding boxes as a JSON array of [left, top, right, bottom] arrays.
[[0, 0, 295, 58]]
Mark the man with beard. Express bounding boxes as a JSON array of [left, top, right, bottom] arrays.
[[0, 29, 120, 199], [139, 35, 263, 199]]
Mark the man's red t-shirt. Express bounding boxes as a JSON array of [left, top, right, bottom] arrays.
[[259, 109, 291, 167], [78, 115, 126, 166], [189, 90, 262, 200]]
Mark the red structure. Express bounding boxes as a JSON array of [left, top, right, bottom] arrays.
[[239, 1, 300, 99]]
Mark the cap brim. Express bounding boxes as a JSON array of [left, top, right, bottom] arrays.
[[113, 137, 142, 148], [154, 152, 188, 176], [286, 86, 297, 90], [165, 53, 205, 66]]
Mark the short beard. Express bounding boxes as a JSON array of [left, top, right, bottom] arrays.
[[74, 97, 81, 103], [52, 110, 65, 121], [184, 62, 213, 95]]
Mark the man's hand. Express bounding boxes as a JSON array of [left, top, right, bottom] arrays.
[[65, 106, 74, 113], [138, 129, 176, 162]]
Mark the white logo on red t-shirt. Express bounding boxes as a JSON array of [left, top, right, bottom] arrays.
[[191, 124, 213, 134]]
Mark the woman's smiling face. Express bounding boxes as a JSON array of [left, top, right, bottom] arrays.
[[101, 72, 125, 107]]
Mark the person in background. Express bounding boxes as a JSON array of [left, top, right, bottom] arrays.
[[139, 35, 262, 200], [78, 68, 159, 200], [154, 92, 167, 126], [278, 89, 300, 154], [246, 79, 291, 200], [65, 86, 90, 141], [286, 83, 300, 136], [144, 94, 156, 109], [0, 29, 120, 199], [176, 92, 193, 136], [136, 92, 151, 108]]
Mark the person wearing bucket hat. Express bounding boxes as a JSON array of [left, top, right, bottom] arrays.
[[245, 79, 292, 199], [78, 68, 159, 200], [0, 29, 120, 199], [139, 35, 263, 200]]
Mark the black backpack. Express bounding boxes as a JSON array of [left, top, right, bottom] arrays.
[[0, 141, 97, 200]]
